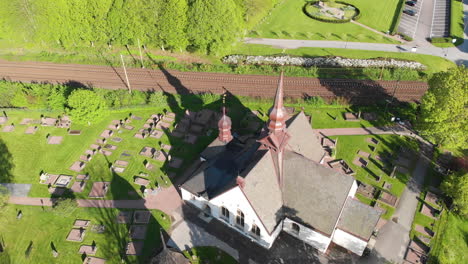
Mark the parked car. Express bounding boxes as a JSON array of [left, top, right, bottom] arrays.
[[406, 1, 417, 6], [403, 9, 418, 16]]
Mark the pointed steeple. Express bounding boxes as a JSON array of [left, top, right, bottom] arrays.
[[218, 95, 233, 143], [268, 71, 287, 134]]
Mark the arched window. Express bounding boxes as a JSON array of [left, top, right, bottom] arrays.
[[251, 224, 261, 237], [221, 206, 230, 220], [291, 222, 300, 234], [235, 209, 245, 227]]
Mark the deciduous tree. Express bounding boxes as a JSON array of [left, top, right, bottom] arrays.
[[158, 0, 188, 51], [187, 0, 244, 55], [66, 89, 107, 124], [441, 171, 468, 217], [418, 67, 468, 148]]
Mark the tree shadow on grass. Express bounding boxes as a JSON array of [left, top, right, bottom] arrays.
[[0, 138, 14, 183], [84, 156, 166, 263]]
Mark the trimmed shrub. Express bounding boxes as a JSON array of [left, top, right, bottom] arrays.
[[431, 37, 454, 43]]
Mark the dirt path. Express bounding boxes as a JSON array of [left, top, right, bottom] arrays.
[[0, 59, 428, 103]]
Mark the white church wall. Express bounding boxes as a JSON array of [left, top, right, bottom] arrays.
[[181, 188, 208, 210], [283, 218, 331, 253], [332, 229, 367, 256], [210, 187, 280, 248], [349, 180, 358, 198]]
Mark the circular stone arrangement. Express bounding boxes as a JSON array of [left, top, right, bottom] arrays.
[[303, 1, 360, 23]]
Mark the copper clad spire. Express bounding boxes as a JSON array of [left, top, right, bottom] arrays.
[[268, 71, 287, 133], [218, 94, 233, 142]]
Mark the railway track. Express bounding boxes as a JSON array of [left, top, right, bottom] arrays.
[[0, 60, 429, 103]]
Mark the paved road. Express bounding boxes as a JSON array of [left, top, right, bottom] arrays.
[[8, 185, 182, 215], [244, 33, 468, 65], [0, 183, 31, 197], [416, 0, 435, 41]]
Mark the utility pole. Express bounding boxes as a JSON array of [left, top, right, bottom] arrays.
[[137, 38, 144, 68], [120, 54, 132, 94]]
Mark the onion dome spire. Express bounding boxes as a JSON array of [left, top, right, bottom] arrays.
[[218, 94, 233, 143]]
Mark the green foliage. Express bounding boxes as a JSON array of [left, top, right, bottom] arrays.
[[200, 93, 220, 105], [418, 67, 468, 148], [187, 0, 245, 55], [66, 89, 107, 124], [50, 198, 78, 216], [149, 92, 168, 106], [0, 0, 276, 54], [431, 37, 454, 44], [0, 185, 9, 208], [441, 171, 468, 218], [159, 0, 188, 51]]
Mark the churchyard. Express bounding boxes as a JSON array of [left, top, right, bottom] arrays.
[[0, 205, 170, 264], [325, 134, 419, 220], [0, 107, 217, 199], [0, 94, 427, 263]]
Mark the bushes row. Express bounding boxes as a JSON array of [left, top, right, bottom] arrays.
[[430, 37, 455, 43]]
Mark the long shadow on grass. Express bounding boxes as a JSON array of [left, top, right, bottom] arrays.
[[152, 63, 263, 187], [87, 157, 165, 263], [0, 138, 14, 183]]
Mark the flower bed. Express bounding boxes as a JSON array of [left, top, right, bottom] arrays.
[[222, 55, 426, 70], [303, 1, 361, 23]]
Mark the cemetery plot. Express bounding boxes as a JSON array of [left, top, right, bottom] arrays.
[[331, 134, 418, 219]]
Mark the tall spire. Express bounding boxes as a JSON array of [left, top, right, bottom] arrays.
[[218, 95, 233, 143], [268, 71, 287, 134]]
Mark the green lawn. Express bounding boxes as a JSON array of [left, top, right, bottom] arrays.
[[233, 44, 456, 76], [346, 0, 401, 32], [249, 0, 398, 43], [429, 211, 468, 264], [450, 0, 465, 45], [183, 247, 238, 264], [0, 107, 214, 199], [0, 204, 170, 264]]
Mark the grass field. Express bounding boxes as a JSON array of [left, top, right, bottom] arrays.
[[346, 0, 401, 32], [0, 205, 170, 264], [233, 44, 455, 76], [429, 211, 468, 264], [183, 247, 238, 264], [249, 0, 398, 43]]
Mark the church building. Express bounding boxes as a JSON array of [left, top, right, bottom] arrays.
[[180, 73, 381, 256]]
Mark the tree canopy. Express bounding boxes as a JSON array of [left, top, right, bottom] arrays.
[[0, 0, 276, 53], [66, 90, 107, 124], [418, 67, 468, 148], [441, 171, 468, 218]]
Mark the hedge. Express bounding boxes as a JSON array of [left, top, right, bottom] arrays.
[[390, 0, 405, 35], [431, 37, 455, 43], [303, 1, 361, 24]]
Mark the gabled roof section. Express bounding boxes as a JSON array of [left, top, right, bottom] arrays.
[[337, 198, 382, 241], [200, 138, 227, 161], [282, 151, 354, 235], [240, 149, 283, 233], [286, 111, 324, 162], [182, 140, 259, 199]]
